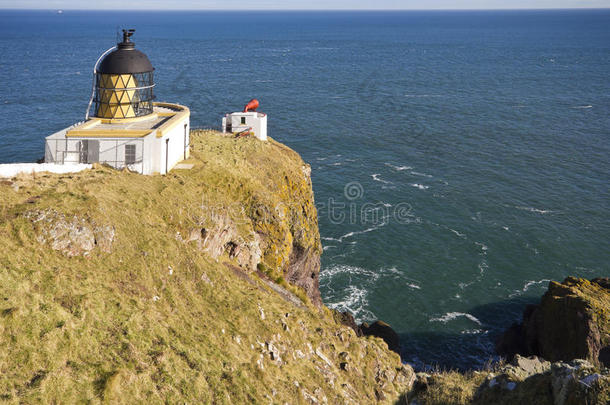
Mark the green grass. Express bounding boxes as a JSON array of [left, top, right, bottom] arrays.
[[0, 131, 407, 404]]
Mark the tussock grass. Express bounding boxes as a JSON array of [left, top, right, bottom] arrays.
[[0, 131, 404, 403]]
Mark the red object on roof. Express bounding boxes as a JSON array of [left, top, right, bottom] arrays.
[[243, 99, 259, 112]]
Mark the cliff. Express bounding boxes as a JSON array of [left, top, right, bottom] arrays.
[[497, 277, 610, 368], [406, 277, 610, 405], [1, 131, 607, 404], [0, 130, 413, 403]]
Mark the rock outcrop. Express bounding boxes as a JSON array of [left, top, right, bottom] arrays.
[[361, 320, 401, 355], [26, 209, 115, 256], [407, 355, 609, 405], [497, 277, 610, 368], [473, 357, 610, 405]]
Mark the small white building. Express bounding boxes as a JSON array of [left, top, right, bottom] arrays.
[[45, 29, 190, 175], [222, 111, 268, 141]]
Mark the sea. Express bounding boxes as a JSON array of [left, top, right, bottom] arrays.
[[0, 9, 608, 370]]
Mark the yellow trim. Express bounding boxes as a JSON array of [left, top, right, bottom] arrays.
[[99, 113, 158, 124], [66, 129, 153, 138], [153, 102, 190, 138]]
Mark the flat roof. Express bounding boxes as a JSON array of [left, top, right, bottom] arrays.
[[64, 102, 189, 139]]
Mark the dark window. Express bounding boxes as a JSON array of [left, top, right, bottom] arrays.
[[125, 144, 136, 165], [241, 117, 246, 125]]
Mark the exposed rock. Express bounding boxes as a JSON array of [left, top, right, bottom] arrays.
[[186, 214, 262, 272], [361, 320, 401, 355], [473, 358, 610, 405], [26, 209, 114, 256], [497, 277, 610, 367], [333, 310, 363, 337], [285, 244, 321, 306]]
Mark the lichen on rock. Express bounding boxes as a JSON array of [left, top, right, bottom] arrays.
[[497, 277, 610, 368]]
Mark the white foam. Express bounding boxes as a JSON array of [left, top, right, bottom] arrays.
[[475, 242, 488, 252], [430, 312, 482, 325], [571, 105, 592, 109], [461, 329, 487, 335], [384, 163, 412, 171], [449, 228, 466, 238], [325, 283, 377, 322], [321, 220, 388, 244], [410, 171, 433, 178], [515, 206, 554, 214], [371, 173, 392, 184], [478, 260, 489, 275], [410, 183, 429, 190], [509, 279, 551, 298]]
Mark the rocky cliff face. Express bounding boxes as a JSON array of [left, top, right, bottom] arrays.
[[0, 130, 411, 404], [497, 277, 610, 368], [407, 355, 609, 405]]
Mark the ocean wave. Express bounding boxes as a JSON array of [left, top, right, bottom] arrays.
[[384, 163, 412, 171], [404, 94, 443, 98], [410, 183, 429, 190], [325, 285, 376, 322], [475, 242, 488, 253], [320, 220, 388, 243], [372, 173, 392, 184], [478, 260, 489, 275], [430, 312, 482, 325], [321, 265, 421, 321], [509, 279, 551, 298], [571, 105, 592, 109], [449, 228, 466, 238], [461, 329, 488, 335], [515, 206, 554, 214], [410, 171, 433, 178]]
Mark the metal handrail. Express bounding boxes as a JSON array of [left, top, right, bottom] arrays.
[[85, 46, 117, 120]]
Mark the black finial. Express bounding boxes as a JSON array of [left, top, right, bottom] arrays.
[[122, 29, 135, 43], [118, 29, 136, 49]]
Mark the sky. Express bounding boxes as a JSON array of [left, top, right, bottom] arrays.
[[1, 0, 609, 10]]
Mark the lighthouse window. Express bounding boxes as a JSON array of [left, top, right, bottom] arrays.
[[241, 117, 246, 125], [125, 144, 136, 165]]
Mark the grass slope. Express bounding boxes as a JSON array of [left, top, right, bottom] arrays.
[[0, 131, 408, 404]]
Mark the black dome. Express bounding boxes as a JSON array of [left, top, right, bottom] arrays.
[[98, 31, 154, 74]]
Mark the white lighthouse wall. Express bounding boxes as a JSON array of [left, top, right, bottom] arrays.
[[151, 116, 190, 174]]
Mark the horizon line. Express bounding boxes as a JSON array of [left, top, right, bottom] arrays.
[[1, 7, 609, 11]]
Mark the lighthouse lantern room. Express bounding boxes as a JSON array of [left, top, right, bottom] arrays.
[[45, 29, 190, 175]]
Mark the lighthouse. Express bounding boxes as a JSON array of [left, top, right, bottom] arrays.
[[45, 29, 190, 175]]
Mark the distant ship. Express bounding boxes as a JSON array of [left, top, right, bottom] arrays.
[[57, 10, 63, 14]]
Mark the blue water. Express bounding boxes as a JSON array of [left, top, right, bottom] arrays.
[[1, 9, 609, 370]]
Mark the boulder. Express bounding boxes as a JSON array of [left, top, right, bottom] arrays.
[[333, 310, 363, 337], [361, 320, 401, 355], [497, 277, 610, 367]]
